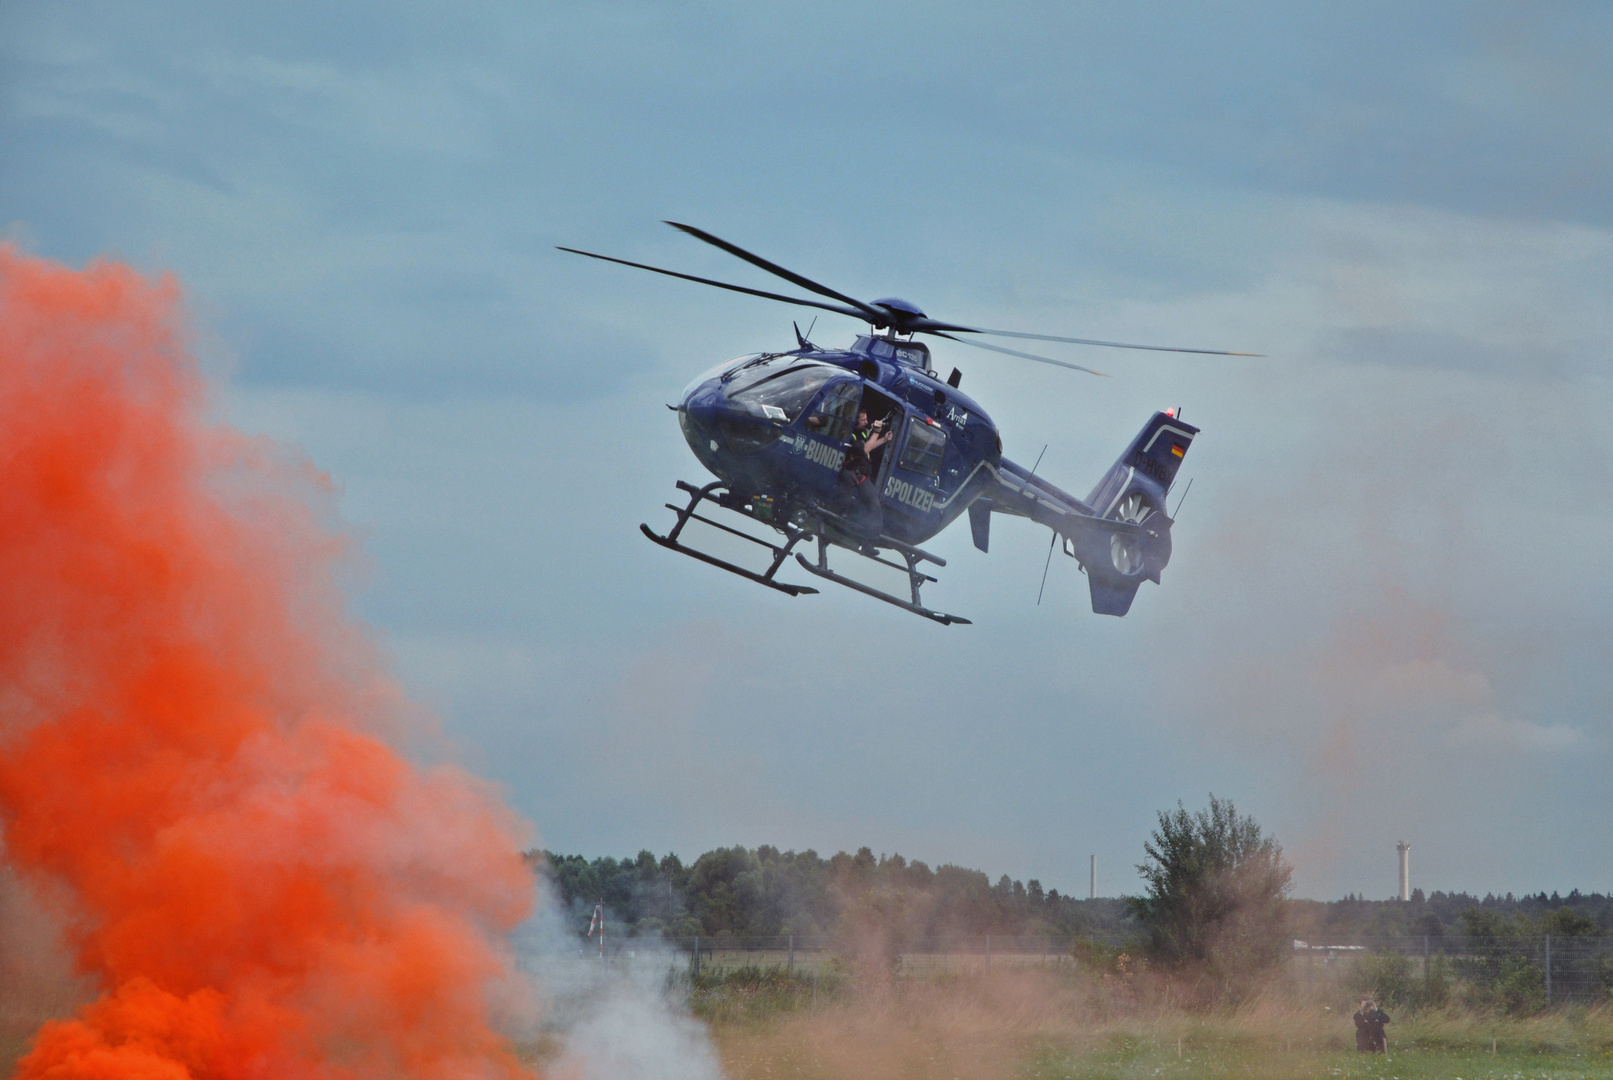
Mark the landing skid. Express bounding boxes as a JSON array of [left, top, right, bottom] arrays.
[[642, 480, 970, 625], [641, 481, 817, 596], [795, 534, 971, 626]]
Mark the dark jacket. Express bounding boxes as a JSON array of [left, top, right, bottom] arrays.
[[843, 427, 873, 481], [1353, 1007, 1390, 1051]]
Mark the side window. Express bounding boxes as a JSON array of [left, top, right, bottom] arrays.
[[898, 419, 947, 477], [803, 382, 859, 441]]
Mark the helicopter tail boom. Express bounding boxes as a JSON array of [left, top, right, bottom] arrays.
[[984, 411, 1197, 615]]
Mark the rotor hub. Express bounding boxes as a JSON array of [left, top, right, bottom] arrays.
[[870, 297, 926, 332]]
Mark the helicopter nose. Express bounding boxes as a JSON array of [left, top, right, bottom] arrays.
[[678, 380, 722, 454]]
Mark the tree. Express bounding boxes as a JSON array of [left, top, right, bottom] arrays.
[[1129, 795, 1292, 983], [1539, 906, 1601, 938]]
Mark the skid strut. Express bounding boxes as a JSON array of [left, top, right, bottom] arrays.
[[794, 533, 971, 626], [643, 480, 970, 624], [640, 481, 817, 596]]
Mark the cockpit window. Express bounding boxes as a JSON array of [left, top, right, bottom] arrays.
[[727, 364, 838, 423], [802, 381, 860, 441], [898, 419, 947, 476]]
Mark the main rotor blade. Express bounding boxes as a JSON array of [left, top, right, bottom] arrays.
[[556, 247, 870, 321], [663, 222, 884, 323], [960, 325, 1262, 357], [928, 332, 1108, 377]]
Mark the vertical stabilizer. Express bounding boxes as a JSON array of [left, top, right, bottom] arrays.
[[1085, 411, 1199, 520]]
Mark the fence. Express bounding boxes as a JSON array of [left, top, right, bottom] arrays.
[[1294, 935, 1613, 1004], [679, 935, 1086, 975], [590, 935, 1083, 976], [577, 933, 1613, 1003]]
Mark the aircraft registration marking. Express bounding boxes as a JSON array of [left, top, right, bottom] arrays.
[[1128, 452, 1173, 482]]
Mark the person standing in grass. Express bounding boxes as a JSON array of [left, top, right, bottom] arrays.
[[1353, 998, 1390, 1052]]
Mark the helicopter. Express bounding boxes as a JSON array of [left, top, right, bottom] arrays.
[[559, 223, 1255, 625]]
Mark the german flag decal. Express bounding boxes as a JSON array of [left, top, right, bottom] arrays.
[[1170, 443, 1187, 458]]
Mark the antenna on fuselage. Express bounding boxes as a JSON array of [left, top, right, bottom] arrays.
[[1170, 477, 1194, 518], [1029, 444, 1048, 479], [1030, 442, 1053, 605], [1036, 531, 1057, 606]]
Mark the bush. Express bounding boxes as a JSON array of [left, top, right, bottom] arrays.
[[1128, 795, 1292, 995], [1349, 950, 1412, 1007], [686, 964, 843, 1023], [1420, 952, 1454, 1008], [1070, 938, 1128, 974], [1348, 949, 1457, 1011], [1499, 956, 1547, 1013], [1451, 906, 1553, 1014]]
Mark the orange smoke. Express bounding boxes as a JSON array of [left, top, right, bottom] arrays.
[[0, 248, 537, 1079]]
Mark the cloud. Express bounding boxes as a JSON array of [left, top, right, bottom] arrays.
[[1446, 712, 1584, 753], [4, 1, 1611, 903]]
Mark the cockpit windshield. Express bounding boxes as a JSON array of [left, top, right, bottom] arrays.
[[721, 353, 799, 393], [726, 363, 839, 423], [681, 353, 766, 401]]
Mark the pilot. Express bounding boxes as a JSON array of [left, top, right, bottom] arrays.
[[840, 410, 892, 532]]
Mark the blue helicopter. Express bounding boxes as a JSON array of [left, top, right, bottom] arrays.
[[560, 223, 1254, 625]]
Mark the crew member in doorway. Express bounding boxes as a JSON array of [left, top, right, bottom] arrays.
[[841, 410, 892, 534], [1353, 998, 1390, 1053]]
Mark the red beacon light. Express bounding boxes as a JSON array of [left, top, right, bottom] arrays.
[[1164, 406, 1180, 419]]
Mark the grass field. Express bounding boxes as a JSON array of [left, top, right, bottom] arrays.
[[8, 962, 1612, 1078], [702, 969, 1613, 1080], [713, 1014, 1613, 1079]]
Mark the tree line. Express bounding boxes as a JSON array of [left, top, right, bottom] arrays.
[[1292, 889, 1612, 942], [531, 833, 1608, 951], [529, 844, 1127, 942], [533, 795, 1609, 1008]]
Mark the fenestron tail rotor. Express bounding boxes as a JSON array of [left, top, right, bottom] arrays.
[[557, 223, 1262, 371]]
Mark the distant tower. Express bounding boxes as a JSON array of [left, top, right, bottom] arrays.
[[1089, 854, 1096, 900], [1396, 841, 1411, 901]]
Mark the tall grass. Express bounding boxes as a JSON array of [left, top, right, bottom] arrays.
[[704, 964, 1613, 1080], [686, 964, 847, 1024]]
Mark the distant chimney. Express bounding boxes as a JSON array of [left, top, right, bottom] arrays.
[[1396, 841, 1411, 901], [1089, 854, 1096, 900]]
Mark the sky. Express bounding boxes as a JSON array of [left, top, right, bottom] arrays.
[[2, 1, 1610, 902]]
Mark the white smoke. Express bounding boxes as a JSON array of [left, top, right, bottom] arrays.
[[513, 878, 724, 1080]]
